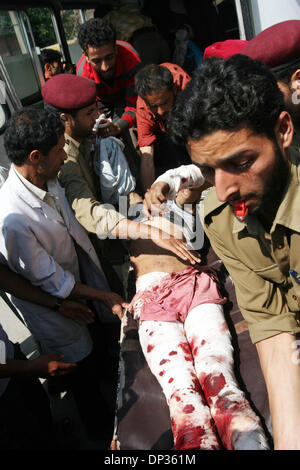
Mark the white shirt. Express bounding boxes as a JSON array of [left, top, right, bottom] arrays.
[[0, 166, 95, 362], [13, 166, 62, 214], [13, 166, 81, 285]]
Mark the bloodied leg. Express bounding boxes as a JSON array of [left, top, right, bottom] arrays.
[[135, 272, 220, 450], [184, 303, 269, 450], [134, 272, 269, 450], [139, 319, 221, 450]]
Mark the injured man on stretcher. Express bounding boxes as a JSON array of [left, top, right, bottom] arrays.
[[126, 186, 269, 450]]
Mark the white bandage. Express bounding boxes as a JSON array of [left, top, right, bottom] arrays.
[[154, 164, 205, 200], [93, 113, 112, 133]]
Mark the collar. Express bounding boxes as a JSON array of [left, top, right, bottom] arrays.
[[11, 165, 60, 212], [13, 166, 60, 206], [13, 165, 48, 202], [64, 134, 93, 159], [292, 128, 300, 152], [271, 147, 300, 233], [64, 133, 81, 159], [204, 147, 300, 235]]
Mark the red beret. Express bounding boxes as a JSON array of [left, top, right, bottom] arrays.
[[203, 39, 248, 59], [42, 73, 97, 110], [241, 20, 300, 71]]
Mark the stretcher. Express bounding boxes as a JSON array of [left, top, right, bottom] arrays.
[[113, 246, 273, 450]]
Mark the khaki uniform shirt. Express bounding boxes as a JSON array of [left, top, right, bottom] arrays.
[[292, 129, 300, 153], [59, 134, 125, 236], [204, 147, 300, 344]]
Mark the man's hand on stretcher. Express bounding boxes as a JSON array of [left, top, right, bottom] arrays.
[[143, 181, 170, 218], [112, 218, 201, 265], [142, 165, 211, 219], [68, 283, 129, 321], [100, 291, 129, 321], [152, 231, 201, 265], [126, 221, 201, 265]]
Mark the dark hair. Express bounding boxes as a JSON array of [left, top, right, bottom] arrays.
[[135, 64, 174, 100], [40, 49, 62, 68], [167, 54, 285, 145], [78, 18, 116, 53], [4, 107, 65, 166], [273, 58, 300, 84], [44, 102, 78, 120]]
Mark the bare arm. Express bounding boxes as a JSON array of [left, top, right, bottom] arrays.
[[0, 264, 95, 325], [0, 354, 76, 379], [140, 145, 155, 193], [111, 218, 201, 265], [205, 222, 300, 449], [69, 283, 128, 320], [256, 333, 300, 449]]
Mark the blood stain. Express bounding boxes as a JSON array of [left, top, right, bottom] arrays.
[[179, 342, 191, 355], [201, 373, 226, 399], [175, 425, 206, 450], [184, 356, 193, 362], [183, 404, 195, 414], [160, 359, 170, 365]]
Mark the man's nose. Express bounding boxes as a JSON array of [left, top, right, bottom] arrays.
[[100, 60, 109, 72], [214, 168, 239, 202], [157, 106, 166, 117]]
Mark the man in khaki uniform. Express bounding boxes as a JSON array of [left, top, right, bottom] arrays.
[[41, 74, 200, 286], [143, 55, 300, 449], [241, 20, 300, 150]]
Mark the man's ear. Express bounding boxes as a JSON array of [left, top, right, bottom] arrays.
[[28, 149, 43, 164], [44, 63, 52, 79], [60, 112, 72, 128], [290, 69, 300, 88], [275, 110, 294, 150]]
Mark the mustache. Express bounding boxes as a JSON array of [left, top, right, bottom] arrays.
[[228, 193, 261, 203]]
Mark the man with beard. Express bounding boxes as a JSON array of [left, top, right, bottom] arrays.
[[42, 73, 199, 281], [143, 54, 300, 449], [241, 20, 300, 150], [0, 107, 130, 443], [135, 63, 191, 192], [76, 18, 142, 180], [76, 17, 141, 139]]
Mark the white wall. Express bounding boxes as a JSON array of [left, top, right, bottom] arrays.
[[250, 0, 300, 35]]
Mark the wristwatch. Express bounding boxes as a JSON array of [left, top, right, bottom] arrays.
[[53, 297, 64, 311]]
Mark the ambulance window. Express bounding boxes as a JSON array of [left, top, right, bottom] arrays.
[[0, 10, 41, 105], [60, 9, 94, 65], [0, 104, 10, 134]]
